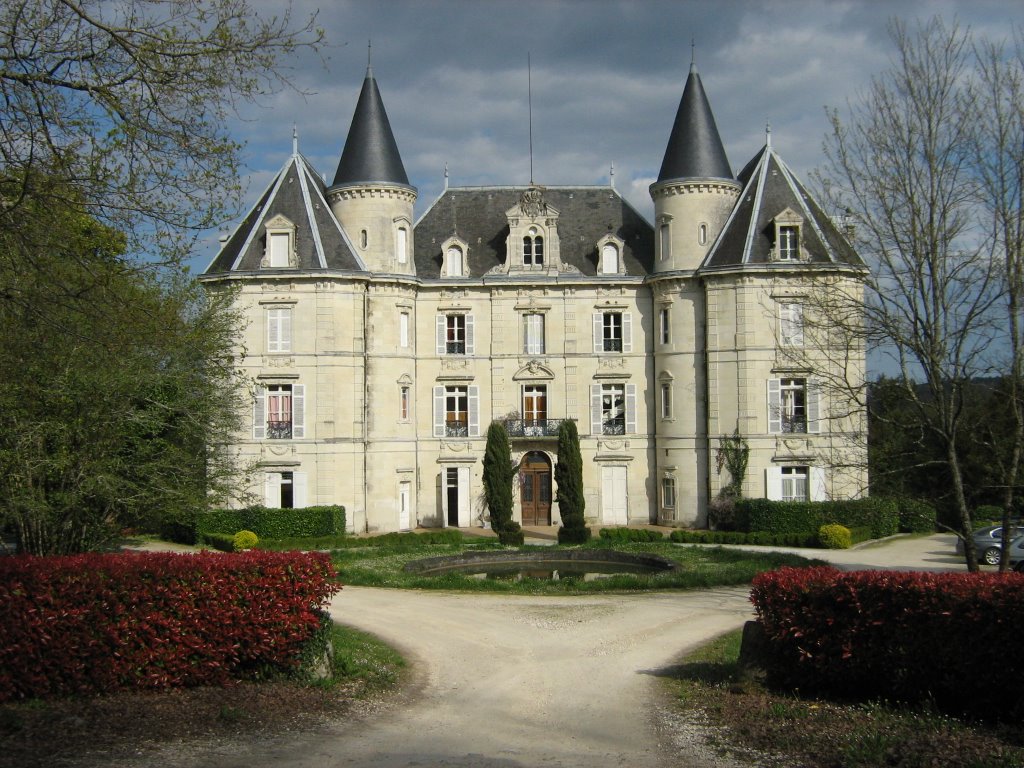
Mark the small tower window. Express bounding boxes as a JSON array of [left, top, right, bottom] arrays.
[[698, 223, 708, 246], [396, 226, 408, 264], [659, 223, 671, 261], [360, 230, 368, 249]]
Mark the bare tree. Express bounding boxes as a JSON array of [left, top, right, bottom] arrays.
[[971, 33, 1024, 569], [816, 18, 1003, 570]]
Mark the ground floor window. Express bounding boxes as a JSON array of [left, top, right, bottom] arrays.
[[661, 477, 676, 509], [265, 471, 306, 508]]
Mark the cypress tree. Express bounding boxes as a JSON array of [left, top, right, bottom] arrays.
[[556, 420, 590, 544], [483, 421, 522, 544]]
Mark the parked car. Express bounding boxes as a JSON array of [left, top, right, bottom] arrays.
[[955, 525, 1024, 566], [1007, 536, 1024, 572]]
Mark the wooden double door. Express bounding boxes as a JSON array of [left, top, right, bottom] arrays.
[[520, 451, 552, 526]]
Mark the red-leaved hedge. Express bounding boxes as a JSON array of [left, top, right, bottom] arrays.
[[749, 566, 1024, 720], [0, 550, 341, 701]]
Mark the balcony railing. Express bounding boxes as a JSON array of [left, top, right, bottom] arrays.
[[267, 420, 293, 439], [446, 341, 466, 355], [781, 416, 807, 434], [445, 418, 469, 437], [502, 418, 572, 438], [602, 338, 623, 352], [602, 419, 626, 435]]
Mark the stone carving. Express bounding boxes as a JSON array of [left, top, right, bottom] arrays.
[[519, 187, 545, 217]]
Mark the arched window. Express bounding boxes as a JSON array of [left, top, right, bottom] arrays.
[[601, 243, 619, 274], [524, 228, 544, 266], [396, 226, 408, 264], [698, 223, 708, 246], [446, 246, 463, 277]]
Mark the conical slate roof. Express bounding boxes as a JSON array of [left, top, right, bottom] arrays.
[[204, 146, 365, 275], [657, 64, 733, 183], [702, 140, 864, 269], [331, 67, 410, 188]]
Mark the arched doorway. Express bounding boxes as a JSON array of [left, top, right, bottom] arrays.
[[520, 451, 552, 526]]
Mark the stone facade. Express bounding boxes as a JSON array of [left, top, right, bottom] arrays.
[[201, 64, 867, 533]]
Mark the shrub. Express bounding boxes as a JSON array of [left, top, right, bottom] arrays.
[[483, 423, 515, 533], [669, 529, 818, 547], [598, 528, 663, 543], [0, 551, 341, 701], [736, 497, 898, 538], [896, 498, 937, 533], [558, 526, 592, 544], [323, 529, 464, 549], [749, 567, 1024, 721], [197, 505, 346, 539], [232, 530, 258, 551], [817, 524, 852, 549], [555, 420, 590, 543], [202, 532, 235, 552], [974, 505, 1005, 525]]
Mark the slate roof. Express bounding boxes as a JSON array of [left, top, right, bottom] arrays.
[[330, 66, 411, 189], [413, 187, 655, 278], [702, 141, 864, 270], [657, 64, 733, 183], [203, 150, 364, 275]]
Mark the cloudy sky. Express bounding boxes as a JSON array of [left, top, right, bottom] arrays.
[[202, 0, 1019, 270]]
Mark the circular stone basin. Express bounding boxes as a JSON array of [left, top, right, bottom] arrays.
[[403, 549, 679, 582]]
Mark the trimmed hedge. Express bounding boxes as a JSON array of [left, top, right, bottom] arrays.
[[202, 532, 236, 552], [0, 551, 340, 701], [598, 528, 664, 543], [197, 505, 346, 539], [328, 529, 464, 548], [750, 566, 1024, 721], [895, 498, 938, 533], [670, 529, 818, 547], [734, 497, 898, 538]]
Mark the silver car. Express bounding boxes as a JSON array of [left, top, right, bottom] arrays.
[[955, 525, 1024, 566]]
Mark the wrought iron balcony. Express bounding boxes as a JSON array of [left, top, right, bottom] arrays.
[[267, 420, 293, 439], [603, 338, 623, 352], [502, 418, 572, 438], [781, 416, 807, 433], [446, 341, 466, 355], [602, 420, 626, 436], [445, 419, 469, 437]]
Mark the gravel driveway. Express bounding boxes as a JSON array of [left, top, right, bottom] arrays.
[[129, 534, 963, 768]]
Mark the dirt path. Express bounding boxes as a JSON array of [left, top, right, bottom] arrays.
[[133, 586, 755, 768]]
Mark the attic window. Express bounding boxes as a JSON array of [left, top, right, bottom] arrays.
[[597, 234, 625, 276], [523, 227, 544, 267], [778, 226, 799, 260], [263, 214, 296, 269], [441, 236, 469, 278], [771, 208, 805, 262]]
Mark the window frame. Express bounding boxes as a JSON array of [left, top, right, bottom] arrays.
[[267, 306, 292, 354], [661, 477, 676, 509], [254, 383, 305, 440], [778, 225, 799, 260], [523, 312, 545, 355], [659, 307, 670, 345], [779, 303, 804, 347]]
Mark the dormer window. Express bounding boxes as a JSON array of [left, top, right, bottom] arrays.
[[263, 214, 296, 268], [441, 236, 469, 278], [771, 208, 804, 262], [524, 228, 544, 266], [597, 234, 625, 275]]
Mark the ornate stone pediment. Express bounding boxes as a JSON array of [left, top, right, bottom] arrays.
[[513, 360, 555, 381]]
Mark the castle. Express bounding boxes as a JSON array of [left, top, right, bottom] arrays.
[[200, 61, 867, 532]]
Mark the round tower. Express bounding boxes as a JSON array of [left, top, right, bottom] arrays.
[[327, 65, 417, 275], [649, 63, 740, 273], [650, 63, 739, 527]]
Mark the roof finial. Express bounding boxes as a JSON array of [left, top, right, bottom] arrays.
[[528, 51, 534, 186], [444, 162, 449, 190], [766, 121, 772, 148], [690, 39, 697, 72], [292, 124, 298, 156], [367, 39, 372, 72], [609, 162, 615, 189]]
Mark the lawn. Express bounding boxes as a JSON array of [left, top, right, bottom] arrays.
[[330, 538, 821, 594]]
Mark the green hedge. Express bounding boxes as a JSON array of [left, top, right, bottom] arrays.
[[197, 505, 346, 539], [734, 497, 898, 538], [598, 528, 664, 543], [896, 498, 938, 533], [670, 529, 818, 547], [202, 532, 236, 552], [328, 529, 464, 548]]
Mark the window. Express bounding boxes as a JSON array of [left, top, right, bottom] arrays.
[[269, 232, 290, 267], [779, 303, 804, 347], [767, 378, 819, 434], [659, 307, 670, 345], [590, 383, 636, 435], [400, 311, 410, 348], [781, 466, 809, 502], [523, 229, 544, 266], [523, 313, 545, 355], [698, 223, 708, 246], [446, 246, 463, 277], [778, 226, 799, 260], [522, 385, 547, 436], [253, 384, 305, 440], [265, 471, 306, 509], [267, 307, 292, 353], [661, 383, 672, 420], [600, 243, 619, 274], [436, 314, 473, 355], [659, 223, 670, 261], [400, 386, 411, 421], [662, 477, 676, 509], [593, 311, 632, 353], [396, 226, 408, 264], [433, 385, 480, 437], [360, 230, 368, 249]]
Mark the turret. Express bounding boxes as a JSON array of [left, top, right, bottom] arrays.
[[327, 65, 417, 274], [650, 63, 740, 272]]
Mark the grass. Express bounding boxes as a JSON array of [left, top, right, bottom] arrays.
[[330, 538, 821, 594], [666, 630, 1024, 768], [325, 622, 406, 693]]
